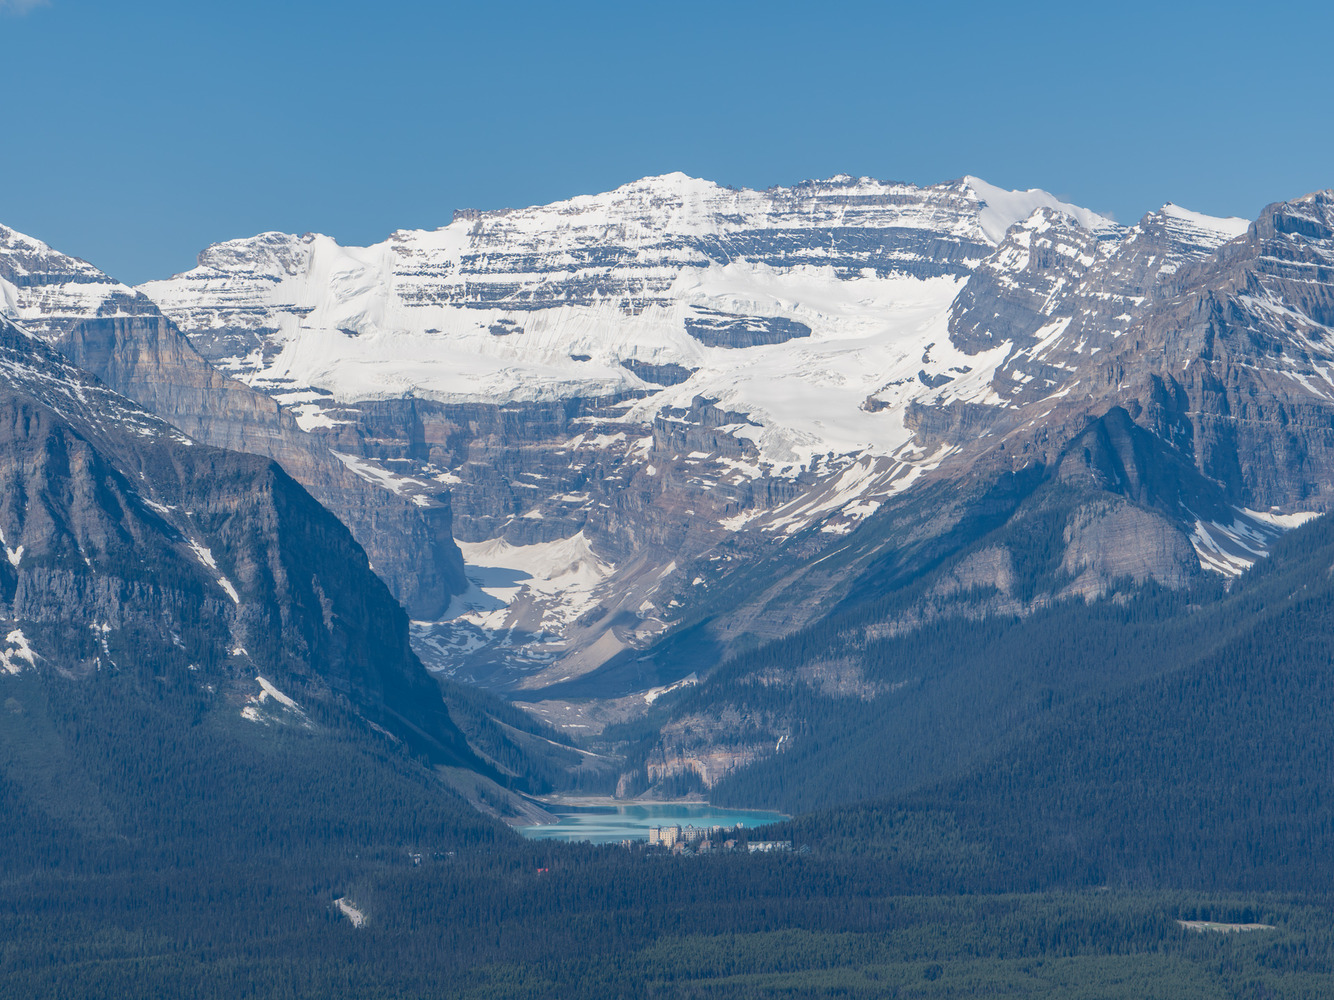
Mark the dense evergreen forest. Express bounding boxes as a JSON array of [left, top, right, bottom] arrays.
[[684, 499, 1334, 844], [8, 510, 1334, 995]]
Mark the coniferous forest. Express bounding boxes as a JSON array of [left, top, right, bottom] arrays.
[[7, 510, 1334, 997]]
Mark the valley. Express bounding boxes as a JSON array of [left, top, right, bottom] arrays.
[[8, 171, 1334, 807], [5, 169, 1334, 999], [10, 0, 1334, 994]]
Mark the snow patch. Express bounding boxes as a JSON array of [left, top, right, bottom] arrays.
[[1243, 508, 1321, 530], [241, 675, 311, 726], [0, 528, 22, 567], [1159, 203, 1251, 242], [335, 898, 366, 928], [644, 672, 699, 705], [332, 451, 434, 499], [0, 629, 36, 675], [256, 675, 300, 709], [451, 531, 615, 632], [964, 175, 1115, 244], [1189, 508, 1318, 577], [187, 539, 240, 604], [411, 531, 619, 678]]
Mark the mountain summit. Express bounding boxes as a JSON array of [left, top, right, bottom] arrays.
[[8, 173, 1332, 746], [125, 175, 1322, 709]]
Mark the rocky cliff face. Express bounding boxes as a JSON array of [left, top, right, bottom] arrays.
[[0, 314, 473, 763], [619, 195, 1334, 794], [0, 225, 465, 617], [134, 174, 1119, 689], [102, 175, 1334, 741], [905, 193, 1334, 558], [17, 170, 1334, 800]]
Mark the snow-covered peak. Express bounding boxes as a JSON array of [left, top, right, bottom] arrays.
[[1156, 203, 1252, 244], [0, 224, 142, 342], [0, 224, 113, 283], [1107, 203, 1253, 282], [132, 172, 1124, 473], [193, 231, 327, 277], [444, 170, 999, 247], [962, 175, 1116, 243]]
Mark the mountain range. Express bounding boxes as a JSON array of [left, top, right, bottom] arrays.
[[5, 172, 1334, 800], [7, 170, 1334, 997]]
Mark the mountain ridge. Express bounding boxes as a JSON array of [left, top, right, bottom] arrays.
[[126, 173, 1320, 707], [0, 223, 467, 618], [8, 174, 1333, 762]]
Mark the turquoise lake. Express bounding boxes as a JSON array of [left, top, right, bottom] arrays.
[[518, 801, 788, 844]]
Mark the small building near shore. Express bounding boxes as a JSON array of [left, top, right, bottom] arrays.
[[747, 841, 793, 853]]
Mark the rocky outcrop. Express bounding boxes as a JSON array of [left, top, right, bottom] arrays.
[[1059, 501, 1199, 596], [642, 709, 795, 790], [619, 359, 698, 386], [931, 546, 1017, 598], [1129, 194, 1334, 510], [684, 309, 811, 348]]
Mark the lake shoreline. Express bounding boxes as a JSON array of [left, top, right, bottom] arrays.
[[518, 800, 790, 843], [529, 794, 714, 810]]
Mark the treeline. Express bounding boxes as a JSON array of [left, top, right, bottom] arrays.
[[7, 569, 1334, 997], [693, 510, 1334, 892], [6, 851, 1334, 1000], [0, 667, 507, 877]]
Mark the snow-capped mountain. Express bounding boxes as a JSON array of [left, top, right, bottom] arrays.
[[3, 168, 1325, 728], [128, 173, 1334, 710], [140, 173, 1111, 470], [0, 224, 466, 617], [130, 174, 1139, 689]]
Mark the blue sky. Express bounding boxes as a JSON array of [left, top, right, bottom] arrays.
[[1, 0, 1330, 283]]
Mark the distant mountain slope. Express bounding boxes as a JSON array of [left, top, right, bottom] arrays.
[[0, 225, 465, 617], [0, 314, 469, 756], [754, 509, 1334, 892]]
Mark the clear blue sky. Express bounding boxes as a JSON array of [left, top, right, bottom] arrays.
[[2, 0, 1330, 284]]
